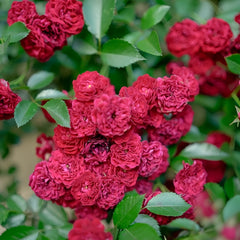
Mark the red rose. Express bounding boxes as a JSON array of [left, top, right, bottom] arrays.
[[132, 179, 153, 195], [46, 0, 84, 36], [235, 13, 240, 24], [92, 94, 132, 138], [72, 71, 115, 102], [71, 171, 100, 206], [0, 79, 21, 120], [48, 150, 82, 188], [70, 100, 96, 137], [156, 75, 191, 114], [53, 189, 79, 209], [97, 176, 125, 210], [36, 133, 55, 161], [144, 107, 164, 128], [53, 125, 87, 155], [29, 161, 65, 201], [7, 0, 37, 26], [68, 217, 113, 240], [201, 18, 233, 53], [75, 205, 108, 220], [148, 105, 194, 145], [166, 19, 202, 57], [132, 74, 157, 108], [110, 133, 142, 170], [119, 86, 148, 127], [174, 160, 207, 197], [139, 141, 168, 177]]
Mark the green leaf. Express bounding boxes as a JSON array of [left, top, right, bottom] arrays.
[[2, 213, 25, 228], [7, 195, 27, 213], [113, 191, 144, 229], [44, 229, 65, 240], [27, 71, 54, 90], [224, 177, 240, 199], [101, 39, 145, 68], [114, 6, 135, 23], [14, 101, 39, 127], [83, 0, 115, 39], [225, 54, 240, 75], [39, 201, 68, 226], [42, 99, 70, 128], [124, 32, 143, 44], [223, 195, 240, 221], [0, 226, 39, 240], [136, 31, 162, 56], [57, 223, 73, 239], [167, 218, 200, 232], [181, 126, 206, 143], [118, 223, 161, 240], [27, 194, 45, 213], [5, 22, 30, 43], [179, 143, 229, 160], [35, 89, 69, 101], [205, 183, 226, 204], [0, 205, 9, 225], [141, 5, 170, 30], [146, 192, 191, 216], [134, 214, 161, 236]]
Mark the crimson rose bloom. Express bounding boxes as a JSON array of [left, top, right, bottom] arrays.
[[166, 19, 202, 57], [0, 79, 21, 120], [110, 133, 142, 170], [46, 0, 84, 36], [29, 161, 65, 201], [68, 217, 113, 240], [7, 0, 37, 26], [71, 171, 100, 206], [72, 71, 115, 102], [156, 75, 191, 114], [97, 177, 125, 210], [48, 150, 82, 188], [36, 133, 54, 161], [201, 18, 233, 53], [75, 205, 108, 220], [92, 94, 132, 137], [174, 161, 207, 197]]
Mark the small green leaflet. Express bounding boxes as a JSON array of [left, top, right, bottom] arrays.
[[27, 71, 54, 90], [136, 31, 162, 56], [101, 39, 145, 68], [205, 182, 226, 204], [113, 191, 144, 229], [141, 5, 170, 30], [0, 205, 9, 225], [7, 194, 27, 213], [225, 54, 240, 75], [83, 0, 115, 40], [35, 89, 69, 101], [42, 99, 70, 128], [146, 192, 191, 216], [14, 100, 39, 127], [223, 195, 240, 222], [4, 22, 30, 43], [167, 218, 200, 232]]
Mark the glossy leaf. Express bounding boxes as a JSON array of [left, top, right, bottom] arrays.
[[101, 39, 145, 68], [146, 192, 191, 216], [7, 195, 27, 213], [113, 191, 144, 229], [225, 54, 240, 75], [0, 226, 38, 240], [35, 89, 69, 101], [27, 71, 54, 90], [5, 22, 30, 43], [83, 0, 115, 39], [223, 195, 240, 221], [179, 143, 229, 160], [14, 101, 39, 127], [141, 5, 170, 29], [118, 223, 161, 240], [134, 214, 161, 236], [42, 100, 70, 128], [136, 31, 162, 56], [167, 218, 200, 232]]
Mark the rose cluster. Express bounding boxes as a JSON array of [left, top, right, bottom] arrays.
[[0, 79, 21, 120], [7, 0, 84, 62], [166, 16, 240, 97], [30, 69, 199, 220]]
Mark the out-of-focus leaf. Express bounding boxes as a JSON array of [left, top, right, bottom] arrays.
[[181, 126, 206, 143], [7, 195, 27, 213], [0, 205, 9, 225], [27, 71, 54, 90], [141, 5, 170, 29], [225, 54, 240, 75], [2, 213, 25, 228], [167, 218, 200, 232], [35, 89, 69, 101], [114, 6, 135, 23], [205, 183, 226, 204], [27, 194, 45, 213], [224, 177, 240, 199], [223, 195, 240, 221], [101, 39, 145, 68]]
